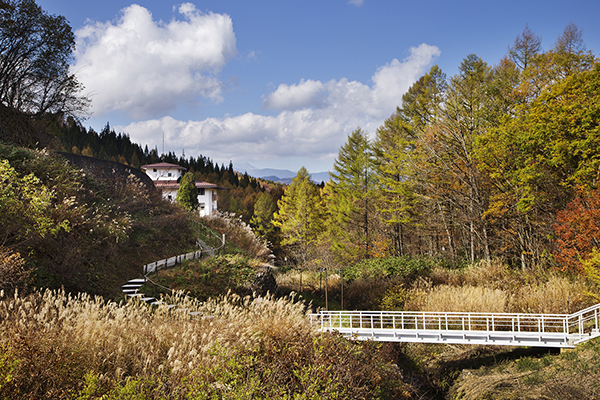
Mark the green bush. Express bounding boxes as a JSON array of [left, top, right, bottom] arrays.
[[343, 256, 435, 281]]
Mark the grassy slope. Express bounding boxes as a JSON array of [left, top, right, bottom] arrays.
[[449, 339, 600, 399], [142, 255, 260, 301], [0, 142, 197, 299]]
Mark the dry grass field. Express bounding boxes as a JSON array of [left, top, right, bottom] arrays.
[[0, 289, 412, 399]]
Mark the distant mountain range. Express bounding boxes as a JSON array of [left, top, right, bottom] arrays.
[[237, 162, 330, 184]]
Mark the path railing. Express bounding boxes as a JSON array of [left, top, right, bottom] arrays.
[[142, 219, 225, 275], [123, 219, 225, 305], [310, 303, 600, 348]]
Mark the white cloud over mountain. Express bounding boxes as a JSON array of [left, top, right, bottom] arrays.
[[73, 3, 236, 118], [116, 43, 440, 171]]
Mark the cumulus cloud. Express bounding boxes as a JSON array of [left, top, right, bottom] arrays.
[[73, 3, 236, 118], [118, 44, 440, 171], [262, 79, 326, 110]]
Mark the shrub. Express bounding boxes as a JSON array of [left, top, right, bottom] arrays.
[[0, 247, 30, 294], [202, 211, 271, 261], [379, 284, 408, 311], [344, 256, 434, 281]]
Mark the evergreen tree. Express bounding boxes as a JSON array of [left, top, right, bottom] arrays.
[[176, 172, 199, 212], [250, 192, 277, 243]]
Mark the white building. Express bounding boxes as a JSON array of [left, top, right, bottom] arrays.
[[141, 162, 223, 216]]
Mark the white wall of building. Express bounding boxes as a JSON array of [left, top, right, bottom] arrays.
[[141, 163, 221, 217], [197, 188, 219, 217], [143, 165, 184, 181]]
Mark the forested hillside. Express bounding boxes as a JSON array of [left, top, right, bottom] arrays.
[[55, 119, 275, 222], [273, 24, 600, 276], [0, 141, 200, 298]]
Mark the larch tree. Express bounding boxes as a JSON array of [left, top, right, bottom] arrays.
[[418, 55, 494, 262], [373, 112, 419, 256], [508, 24, 542, 71], [250, 191, 278, 244], [374, 65, 447, 257], [272, 167, 323, 271], [326, 128, 378, 263]]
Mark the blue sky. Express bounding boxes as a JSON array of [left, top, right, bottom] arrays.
[[36, 0, 600, 174]]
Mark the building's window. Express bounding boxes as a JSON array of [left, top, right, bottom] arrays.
[[199, 188, 205, 196], [168, 172, 172, 177], [167, 195, 172, 201], [153, 168, 157, 172], [200, 203, 205, 210]]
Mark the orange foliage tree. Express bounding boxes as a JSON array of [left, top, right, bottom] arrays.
[[553, 187, 600, 272]]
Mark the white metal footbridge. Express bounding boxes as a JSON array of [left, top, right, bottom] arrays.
[[310, 304, 600, 348]]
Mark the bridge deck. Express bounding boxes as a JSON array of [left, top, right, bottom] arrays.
[[310, 304, 600, 348]]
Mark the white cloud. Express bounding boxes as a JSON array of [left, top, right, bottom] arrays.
[[73, 3, 236, 118], [262, 79, 326, 110], [372, 44, 442, 108], [348, 0, 365, 6], [118, 44, 440, 172]]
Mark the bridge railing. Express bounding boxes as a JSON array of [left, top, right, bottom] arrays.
[[566, 303, 600, 340], [311, 303, 600, 341]]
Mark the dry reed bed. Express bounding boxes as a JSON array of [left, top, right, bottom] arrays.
[[276, 259, 597, 315], [402, 260, 597, 314], [0, 289, 410, 399]]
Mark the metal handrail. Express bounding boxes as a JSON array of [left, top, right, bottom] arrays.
[[311, 303, 600, 341]]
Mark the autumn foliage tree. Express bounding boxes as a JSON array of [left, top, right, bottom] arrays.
[[553, 187, 600, 272], [273, 167, 323, 268], [0, 0, 89, 116], [326, 128, 379, 263]]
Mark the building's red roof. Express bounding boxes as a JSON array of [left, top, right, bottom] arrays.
[[140, 162, 186, 170], [195, 181, 220, 189], [153, 180, 225, 190]]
